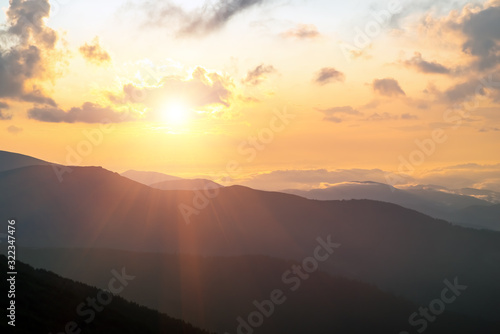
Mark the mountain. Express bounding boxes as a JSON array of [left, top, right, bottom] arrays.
[[454, 187, 500, 204], [283, 181, 499, 231], [0, 255, 213, 334], [1, 165, 500, 321], [0, 150, 52, 172], [149, 178, 223, 190], [452, 204, 500, 229], [121, 170, 222, 191], [121, 170, 182, 185], [16, 249, 500, 334]]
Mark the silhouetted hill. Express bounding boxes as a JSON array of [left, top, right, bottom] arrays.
[[1, 165, 500, 321], [284, 181, 499, 230], [0, 150, 51, 172], [149, 178, 223, 190], [16, 249, 500, 334], [0, 255, 213, 334]]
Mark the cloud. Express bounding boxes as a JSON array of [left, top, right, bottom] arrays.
[[242, 64, 277, 86], [419, 3, 500, 72], [317, 106, 361, 123], [21, 91, 57, 106], [28, 102, 135, 123], [479, 126, 500, 132], [404, 52, 450, 74], [237, 164, 500, 193], [6, 0, 57, 47], [441, 71, 500, 102], [280, 24, 320, 40], [401, 113, 419, 120], [7, 125, 23, 134], [238, 168, 412, 191], [372, 78, 406, 97], [79, 37, 111, 65], [0, 0, 61, 107], [366, 112, 398, 121], [111, 67, 234, 119], [461, 5, 500, 70], [314, 67, 345, 85], [444, 79, 488, 102], [143, 0, 272, 37], [0, 102, 12, 120], [414, 163, 500, 192]]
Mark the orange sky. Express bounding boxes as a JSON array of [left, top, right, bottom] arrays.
[[1, 0, 499, 190]]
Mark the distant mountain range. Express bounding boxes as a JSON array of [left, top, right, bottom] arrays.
[[16, 249, 500, 334], [283, 181, 500, 231], [2, 150, 500, 332], [1, 161, 500, 322], [121, 170, 183, 185], [121, 170, 223, 190]]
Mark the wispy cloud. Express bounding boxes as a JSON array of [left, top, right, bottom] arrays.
[[242, 64, 277, 86], [314, 68, 345, 85], [280, 24, 320, 40], [142, 0, 274, 37], [0, 102, 11, 120], [403, 52, 450, 74], [318, 106, 361, 123], [28, 102, 134, 124], [79, 37, 111, 65], [372, 78, 406, 97], [7, 125, 23, 134]]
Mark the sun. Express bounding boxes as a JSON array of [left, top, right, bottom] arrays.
[[163, 103, 189, 125]]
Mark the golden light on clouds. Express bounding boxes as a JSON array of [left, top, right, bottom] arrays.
[[0, 0, 498, 190]]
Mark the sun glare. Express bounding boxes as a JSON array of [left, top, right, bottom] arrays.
[[163, 103, 188, 125]]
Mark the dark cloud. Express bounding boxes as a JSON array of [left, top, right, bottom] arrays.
[[462, 6, 500, 70], [242, 64, 277, 86], [0, 0, 59, 107], [280, 24, 320, 40], [79, 37, 111, 65], [404, 52, 450, 74], [21, 92, 57, 106], [0, 101, 11, 120], [28, 102, 134, 123], [6, 0, 57, 47], [144, 0, 272, 37], [314, 67, 345, 85], [443, 72, 500, 102], [372, 78, 406, 97], [445, 80, 487, 102], [7, 125, 23, 134]]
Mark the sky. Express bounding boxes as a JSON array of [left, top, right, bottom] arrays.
[[0, 0, 499, 191]]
